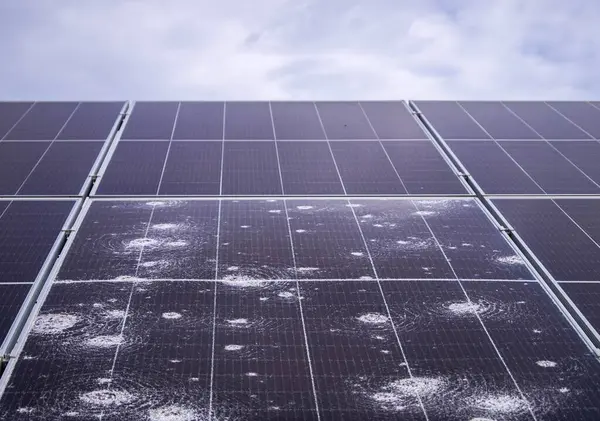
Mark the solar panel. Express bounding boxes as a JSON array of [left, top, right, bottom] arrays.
[[315, 101, 377, 139], [172, 101, 224, 140], [414, 101, 490, 140], [0, 102, 33, 139], [361, 101, 428, 139], [224, 102, 274, 140], [458, 101, 541, 139], [221, 142, 282, 195], [121, 101, 178, 140], [271, 101, 327, 140], [3, 102, 78, 140], [56, 102, 125, 140], [546, 101, 600, 139]]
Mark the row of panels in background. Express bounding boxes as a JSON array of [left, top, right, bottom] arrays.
[[2, 198, 600, 419], [413, 101, 600, 195]]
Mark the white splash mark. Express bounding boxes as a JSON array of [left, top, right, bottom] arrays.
[[361, 214, 374, 219], [125, 238, 159, 249], [16, 408, 34, 414], [140, 261, 160, 268], [227, 266, 239, 271], [346, 203, 362, 208], [373, 224, 384, 228], [496, 255, 526, 265], [351, 252, 364, 257], [295, 229, 307, 233], [516, 301, 526, 304], [146, 201, 166, 206], [152, 223, 179, 230], [533, 329, 542, 334], [105, 310, 125, 319], [297, 267, 319, 272], [371, 377, 445, 410], [148, 405, 197, 421], [536, 360, 557, 368], [357, 313, 388, 324], [559, 387, 569, 393], [86, 335, 123, 348], [413, 210, 436, 216], [472, 394, 528, 413], [381, 350, 391, 354], [240, 225, 251, 228], [92, 303, 103, 308], [32, 314, 79, 335], [227, 318, 249, 326], [225, 344, 244, 351], [268, 209, 281, 214], [396, 240, 410, 245], [189, 377, 199, 382], [80, 390, 134, 406], [359, 276, 374, 280], [296, 205, 314, 210], [268, 406, 281, 411], [162, 312, 182, 320], [97, 378, 112, 385], [64, 411, 80, 417], [246, 372, 259, 377], [221, 275, 268, 288], [462, 243, 473, 247], [259, 297, 269, 301], [374, 335, 386, 340], [165, 240, 187, 248], [448, 302, 480, 315], [169, 359, 182, 363]]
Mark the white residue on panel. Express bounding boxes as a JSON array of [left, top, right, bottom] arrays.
[[224, 344, 244, 351], [536, 360, 557, 368], [125, 238, 159, 249], [495, 255, 526, 265], [162, 312, 182, 320], [148, 405, 197, 421], [32, 314, 80, 335], [85, 335, 123, 348], [296, 205, 314, 210], [227, 318, 249, 326], [357, 313, 388, 325], [351, 252, 364, 257], [470, 394, 528, 414], [80, 389, 134, 406]]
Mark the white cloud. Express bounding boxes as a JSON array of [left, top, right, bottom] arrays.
[[0, 0, 599, 99]]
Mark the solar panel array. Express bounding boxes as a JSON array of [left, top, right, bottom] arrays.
[[1, 100, 600, 420]]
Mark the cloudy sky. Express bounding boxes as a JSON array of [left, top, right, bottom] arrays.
[[1, 0, 599, 100]]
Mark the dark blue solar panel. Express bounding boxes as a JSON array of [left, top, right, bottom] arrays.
[[414, 101, 490, 140], [4, 102, 78, 140], [330, 141, 406, 194], [121, 102, 178, 140], [172, 101, 224, 140], [0, 102, 33, 139], [560, 283, 600, 333], [158, 141, 221, 195], [221, 141, 282, 195], [57, 102, 124, 140], [0, 284, 30, 345], [361, 101, 428, 139], [503, 102, 592, 140], [0, 142, 48, 195], [554, 199, 600, 245], [97, 141, 168, 195], [224, 102, 274, 140], [550, 141, 600, 186], [447, 141, 544, 194], [546, 102, 600, 139], [315, 102, 376, 139], [277, 142, 345, 195], [459, 101, 541, 139], [493, 199, 600, 282], [499, 141, 600, 194], [271, 102, 326, 140], [382, 141, 467, 194], [18, 141, 103, 195]]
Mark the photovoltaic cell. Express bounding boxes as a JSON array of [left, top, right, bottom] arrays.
[[96, 141, 168, 195], [414, 101, 490, 140], [546, 102, 600, 139], [315, 102, 376, 139], [121, 101, 178, 140], [503, 101, 592, 140], [459, 101, 540, 139], [277, 142, 345, 195], [360, 101, 427, 139], [18, 141, 103, 195], [493, 199, 600, 282], [330, 141, 406, 195], [271, 102, 326, 140], [0, 284, 30, 345], [499, 141, 600, 194], [0, 200, 74, 283], [382, 141, 467, 194], [559, 283, 600, 333], [447, 141, 544, 194], [287, 200, 374, 279], [4, 102, 78, 140], [554, 199, 600, 245], [172, 101, 224, 140], [0, 102, 33, 139], [0, 142, 48, 195], [224, 102, 274, 140], [159, 141, 222, 195], [550, 141, 600, 186], [57, 102, 124, 140], [221, 141, 282, 195]]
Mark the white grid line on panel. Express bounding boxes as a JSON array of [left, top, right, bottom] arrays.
[[589, 101, 600, 113], [270, 102, 287, 195], [499, 102, 600, 190], [455, 101, 548, 194], [14, 103, 83, 195], [543, 102, 596, 140], [346, 198, 430, 421], [155, 102, 182, 195], [0, 102, 37, 141], [551, 199, 600, 251], [219, 102, 226, 196], [411, 201, 539, 421], [208, 199, 222, 421], [282, 198, 322, 421]]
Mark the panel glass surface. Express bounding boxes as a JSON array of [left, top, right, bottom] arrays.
[[546, 102, 600, 139], [271, 102, 326, 140], [559, 283, 600, 333], [361, 101, 427, 139], [550, 141, 600, 186], [172, 101, 224, 140], [224, 102, 274, 140], [4, 102, 78, 140], [159, 141, 222, 195], [96, 141, 169, 195], [57, 102, 124, 140], [447, 141, 544, 194], [315, 102, 376, 139], [414, 101, 490, 140], [0, 142, 48, 195], [0, 284, 30, 345], [459, 101, 540, 139], [221, 141, 282, 195], [0, 102, 33, 139], [121, 102, 178, 140], [503, 102, 592, 140]]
